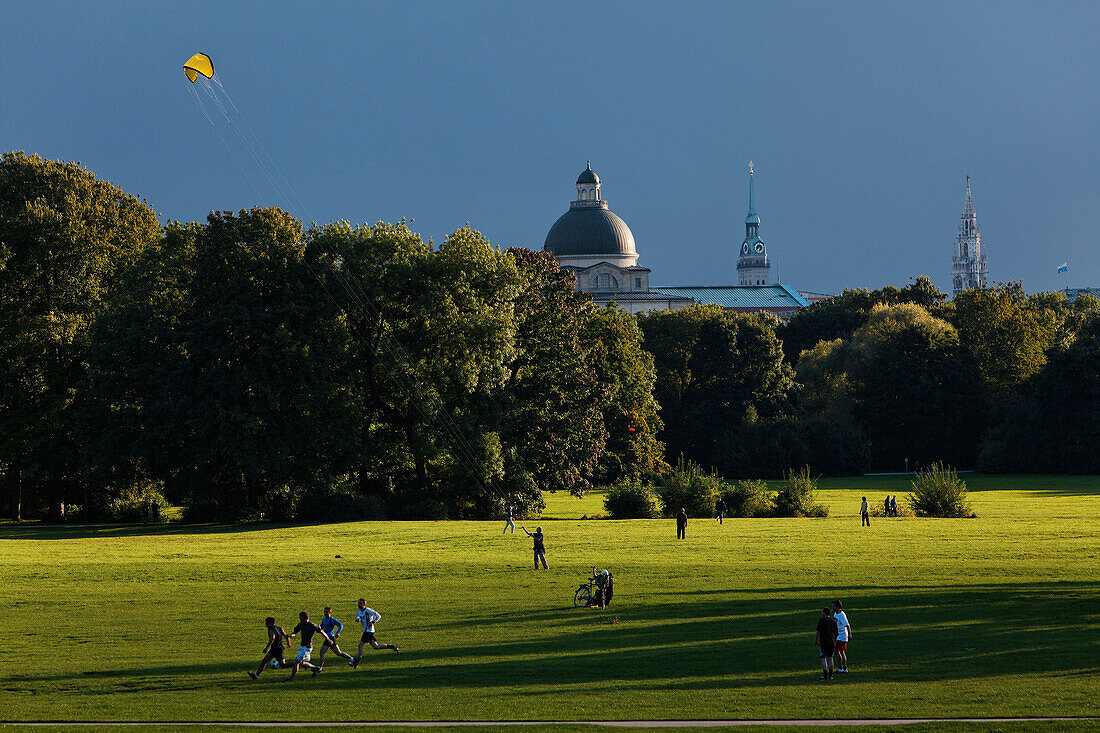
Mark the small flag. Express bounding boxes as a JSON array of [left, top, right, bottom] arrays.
[[1057, 262, 1069, 273]]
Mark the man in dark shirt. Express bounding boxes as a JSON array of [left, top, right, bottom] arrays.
[[286, 610, 333, 680], [248, 617, 289, 680], [676, 508, 687, 539], [715, 498, 726, 524], [814, 607, 839, 680], [521, 525, 548, 569]]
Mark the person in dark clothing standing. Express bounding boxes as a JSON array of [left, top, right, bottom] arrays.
[[715, 497, 726, 524], [676, 508, 687, 539], [248, 617, 289, 680], [814, 607, 839, 680], [286, 610, 333, 680], [522, 525, 548, 568]]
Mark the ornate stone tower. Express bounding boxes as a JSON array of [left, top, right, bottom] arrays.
[[952, 176, 988, 296], [737, 162, 771, 286]]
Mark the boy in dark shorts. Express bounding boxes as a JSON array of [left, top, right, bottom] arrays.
[[286, 610, 333, 680], [814, 606, 838, 681], [318, 606, 355, 668], [248, 617, 289, 680], [351, 597, 400, 667]]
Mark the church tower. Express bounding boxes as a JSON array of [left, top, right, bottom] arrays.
[[737, 162, 771, 286], [952, 176, 988, 297]]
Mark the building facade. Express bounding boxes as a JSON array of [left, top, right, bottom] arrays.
[[543, 162, 810, 316], [952, 176, 988, 297]]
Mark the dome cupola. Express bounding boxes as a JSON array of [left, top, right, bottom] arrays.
[[543, 162, 638, 266]]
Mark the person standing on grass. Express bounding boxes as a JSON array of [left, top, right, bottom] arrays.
[[503, 504, 515, 534], [715, 497, 726, 524], [676, 508, 687, 539], [248, 616, 289, 680], [890, 495, 898, 517], [860, 496, 870, 526], [352, 598, 400, 666], [884, 495, 891, 517], [286, 610, 333, 680], [317, 606, 355, 668], [522, 525, 549, 568], [831, 600, 851, 673], [814, 607, 838, 681]]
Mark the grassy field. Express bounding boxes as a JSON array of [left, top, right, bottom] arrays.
[[1, 475, 1097, 726]]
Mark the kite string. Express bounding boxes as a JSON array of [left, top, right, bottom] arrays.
[[202, 81, 509, 499], [189, 74, 512, 504]]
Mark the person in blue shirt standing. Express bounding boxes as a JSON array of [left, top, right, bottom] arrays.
[[318, 605, 355, 668], [503, 504, 515, 534]]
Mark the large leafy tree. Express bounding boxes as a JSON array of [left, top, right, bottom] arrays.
[[581, 304, 665, 484], [843, 304, 985, 470], [83, 208, 354, 521], [0, 152, 160, 519], [951, 282, 1060, 395], [639, 305, 795, 469], [500, 248, 607, 501], [777, 276, 947, 364]]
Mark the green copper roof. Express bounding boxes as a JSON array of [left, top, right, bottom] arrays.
[[655, 284, 810, 310]]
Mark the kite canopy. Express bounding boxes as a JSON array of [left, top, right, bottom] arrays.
[[183, 52, 214, 82]]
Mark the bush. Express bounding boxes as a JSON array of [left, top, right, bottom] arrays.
[[908, 462, 971, 517], [721, 479, 774, 518], [655, 457, 727, 518], [774, 466, 828, 517], [603, 477, 661, 519], [99, 481, 170, 523], [294, 484, 387, 522]]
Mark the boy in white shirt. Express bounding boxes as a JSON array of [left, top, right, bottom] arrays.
[[351, 597, 400, 667], [832, 599, 852, 672]]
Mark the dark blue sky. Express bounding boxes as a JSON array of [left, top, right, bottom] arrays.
[[3, 1, 1097, 294]]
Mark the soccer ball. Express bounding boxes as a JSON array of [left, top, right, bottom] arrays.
[[270, 660, 280, 669]]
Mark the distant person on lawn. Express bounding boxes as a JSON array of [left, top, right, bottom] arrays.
[[677, 508, 688, 539], [522, 525, 548, 568], [248, 616, 289, 680], [352, 598, 400, 666], [890, 495, 898, 517], [884, 495, 891, 517], [503, 504, 515, 534], [317, 606, 355, 668], [832, 600, 851, 673], [814, 607, 838, 681], [286, 610, 333, 680], [860, 497, 870, 526], [715, 497, 726, 524]]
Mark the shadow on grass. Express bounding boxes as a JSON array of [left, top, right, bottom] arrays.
[[0, 522, 308, 541], [15, 582, 1098, 698]]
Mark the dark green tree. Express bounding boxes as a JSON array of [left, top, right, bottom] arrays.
[[581, 304, 665, 484], [0, 152, 160, 519], [777, 276, 947, 364]]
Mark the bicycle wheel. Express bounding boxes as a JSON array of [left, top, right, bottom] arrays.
[[574, 586, 592, 608]]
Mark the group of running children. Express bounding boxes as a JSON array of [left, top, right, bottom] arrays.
[[249, 598, 399, 681]]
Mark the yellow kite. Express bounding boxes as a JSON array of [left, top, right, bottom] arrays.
[[183, 53, 214, 83]]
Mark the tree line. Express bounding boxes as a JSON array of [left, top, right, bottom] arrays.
[[2, 153, 1097, 522]]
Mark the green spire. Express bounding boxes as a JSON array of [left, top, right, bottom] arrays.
[[748, 161, 756, 216]]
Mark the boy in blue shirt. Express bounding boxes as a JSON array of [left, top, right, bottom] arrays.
[[318, 605, 355, 668]]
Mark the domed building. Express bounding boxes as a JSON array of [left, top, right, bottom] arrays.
[[543, 162, 694, 313], [543, 162, 814, 316]]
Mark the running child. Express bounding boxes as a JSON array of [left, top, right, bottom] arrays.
[[318, 605, 355, 668], [286, 610, 333, 680], [352, 598, 400, 667], [248, 616, 289, 680]]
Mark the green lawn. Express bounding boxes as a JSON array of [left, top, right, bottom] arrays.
[[1, 475, 1098, 724]]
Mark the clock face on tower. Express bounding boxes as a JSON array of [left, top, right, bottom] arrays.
[[741, 244, 749, 255], [755, 243, 764, 253]]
